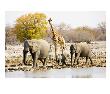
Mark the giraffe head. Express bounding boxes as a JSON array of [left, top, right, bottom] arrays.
[[48, 18, 52, 23]]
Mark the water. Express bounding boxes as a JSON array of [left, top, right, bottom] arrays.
[[5, 67, 106, 78]]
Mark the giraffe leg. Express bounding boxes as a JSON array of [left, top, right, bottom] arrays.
[[61, 47, 64, 55], [54, 44, 57, 62]]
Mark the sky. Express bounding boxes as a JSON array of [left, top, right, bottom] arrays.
[[5, 11, 106, 28]]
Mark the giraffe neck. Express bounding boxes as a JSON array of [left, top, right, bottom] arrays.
[[48, 21, 56, 39], [49, 22, 54, 31]]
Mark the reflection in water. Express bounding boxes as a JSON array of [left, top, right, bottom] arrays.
[[5, 67, 106, 78]]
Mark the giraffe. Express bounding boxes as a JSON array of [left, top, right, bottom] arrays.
[[48, 18, 65, 62]]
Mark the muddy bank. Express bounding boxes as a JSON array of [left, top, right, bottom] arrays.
[[5, 58, 106, 72]]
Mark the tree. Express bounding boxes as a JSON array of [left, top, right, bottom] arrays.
[[15, 13, 48, 42], [95, 22, 106, 41], [56, 23, 72, 42], [57, 22, 71, 32], [5, 26, 18, 45], [98, 22, 106, 33]]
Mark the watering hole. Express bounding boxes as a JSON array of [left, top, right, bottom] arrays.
[[5, 67, 106, 78]]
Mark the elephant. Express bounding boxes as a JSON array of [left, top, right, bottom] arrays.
[[70, 42, 93, 66], [23, 39, 50, 68]]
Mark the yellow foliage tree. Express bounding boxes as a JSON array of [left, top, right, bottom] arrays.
[[15, 13, 48, 42]]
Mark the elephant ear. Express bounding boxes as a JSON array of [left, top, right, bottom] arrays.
[[73, 44, 77, 51], [74, 43, 79, 53], [32, 45, 39, 53], [28, 40, 40, 53], [29, 44, 40, 53]]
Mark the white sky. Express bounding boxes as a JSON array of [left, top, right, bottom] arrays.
[[5, 11, 106, 28]]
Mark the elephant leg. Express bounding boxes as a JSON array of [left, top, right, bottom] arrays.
[[31, 52, 37, 68], [77, 59, 79, 65], [23, 50, 28, 65], [62, 61, 66, 66], [39, 58, 43, 65], [43, 58, 47, 67], [86, 57, 89, 66], [89, 57, 93, 65], [71, 53, 73, 66], [39, 58, 46, 67], [57, 59, 60, 65], [74, 53, 80, 65], [86, 57, 89, 63], [61, 59, 65, 66]]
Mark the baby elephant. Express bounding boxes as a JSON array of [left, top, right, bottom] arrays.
[[70, 42, 93, 66], [23, 39, 50, 68]]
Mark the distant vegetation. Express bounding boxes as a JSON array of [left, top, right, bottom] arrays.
[[46, 22, 106, 43], [5, 13, 106, 45]]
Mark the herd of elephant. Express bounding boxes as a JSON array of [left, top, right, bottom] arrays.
[[23, 39, 93, 68]]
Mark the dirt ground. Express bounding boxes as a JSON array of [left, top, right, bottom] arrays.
[[5, 41, 106, 72]]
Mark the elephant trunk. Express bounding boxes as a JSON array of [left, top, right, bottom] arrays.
[[23, 50, 28, 65], [23, 39, 29, 65], [70, 44, 75, 66]]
